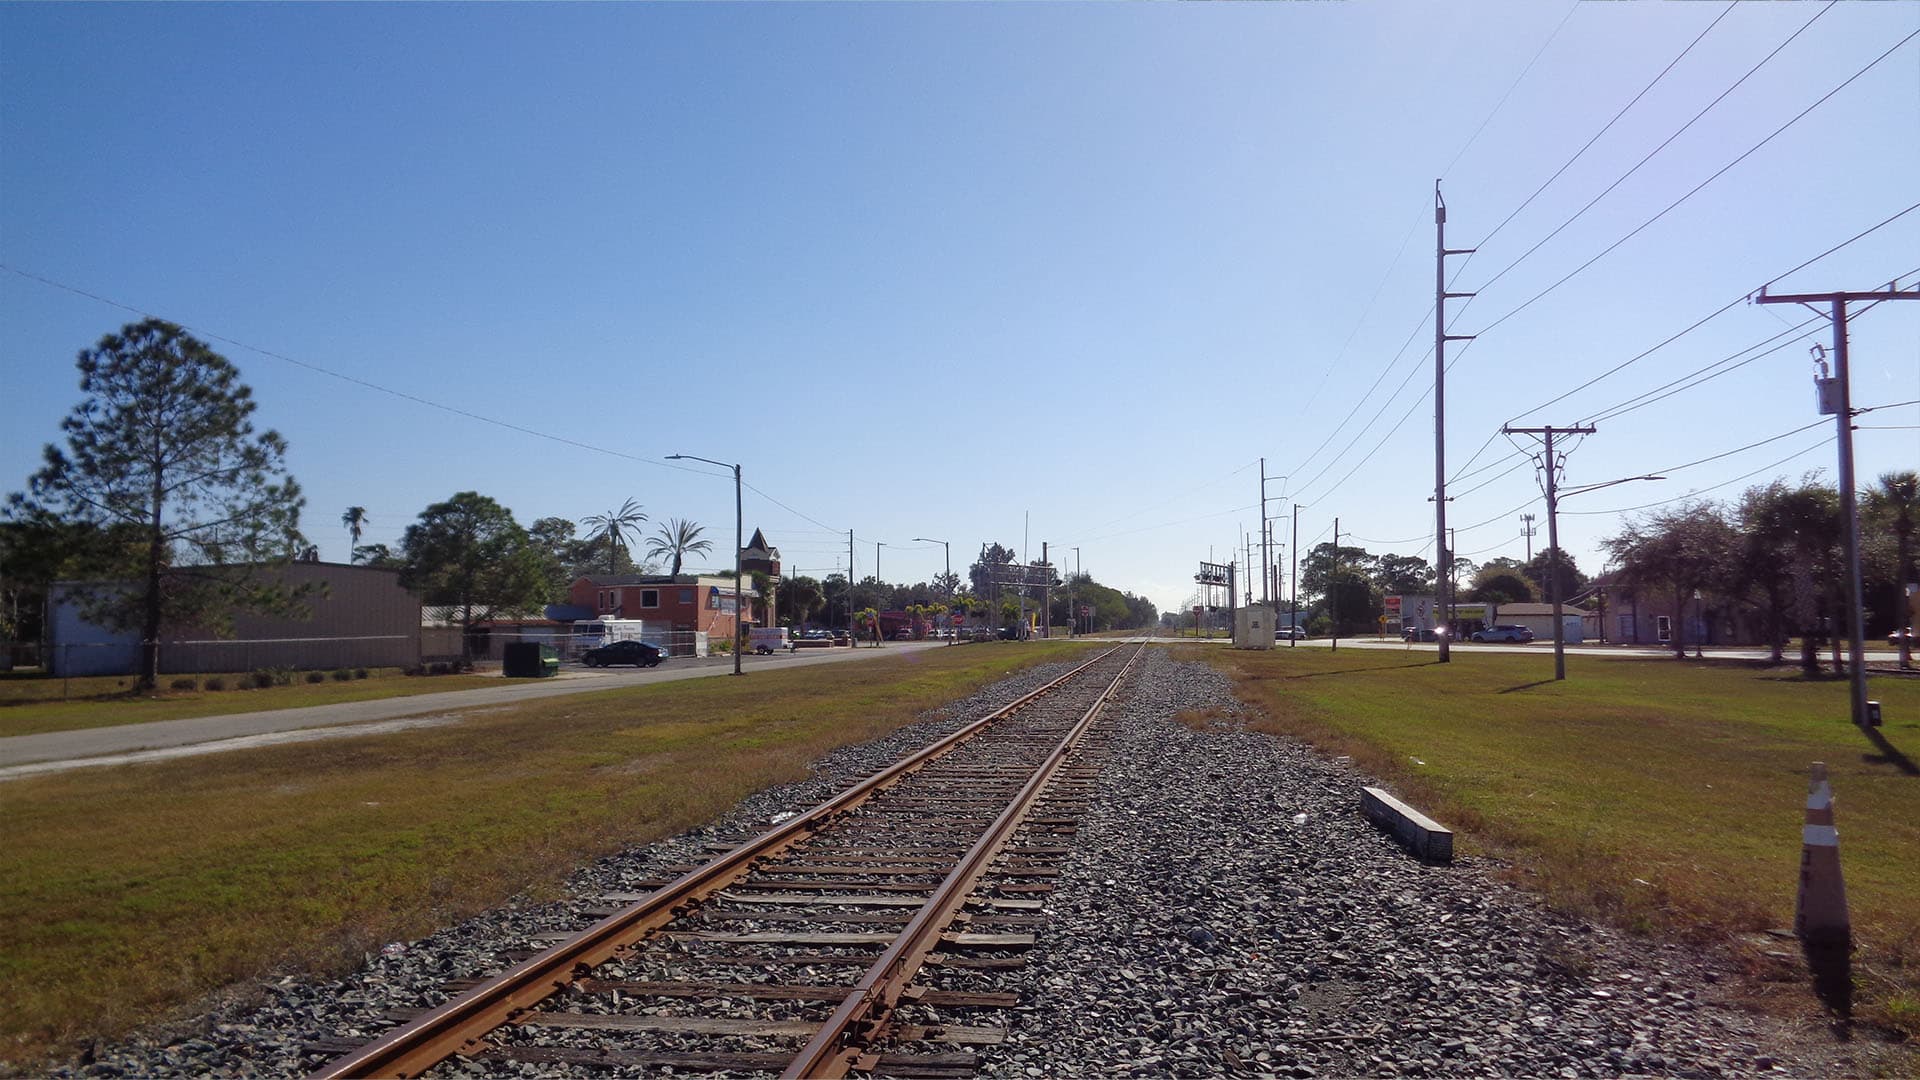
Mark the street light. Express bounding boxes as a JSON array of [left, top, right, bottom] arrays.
[[667, 453, 744, 677], [913, 537, 952, 644], [1548, 474, 1665, 680]]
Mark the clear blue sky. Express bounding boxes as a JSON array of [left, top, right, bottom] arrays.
[[4, 2, 1916, 617]]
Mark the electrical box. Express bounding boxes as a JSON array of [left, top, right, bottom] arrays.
[[1816, 377, 1842, 416]]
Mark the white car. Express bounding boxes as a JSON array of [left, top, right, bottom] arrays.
[[1274, 626, 1308, 640], [1471, 624, 1535, 643]]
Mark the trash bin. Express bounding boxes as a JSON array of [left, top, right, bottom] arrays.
[[503, 642, 559, 678]]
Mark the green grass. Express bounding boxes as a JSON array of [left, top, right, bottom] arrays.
[[0, 639, 1100, 1066], [1198, 645, 1920, 1034], [0, 670, 502, 738]]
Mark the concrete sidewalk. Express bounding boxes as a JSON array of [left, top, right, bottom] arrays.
[[1, 642, 946, 779]]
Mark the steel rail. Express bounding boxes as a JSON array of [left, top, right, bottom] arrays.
[[312, 641, 1132, 1079], [784, 641, 1146, 1078]]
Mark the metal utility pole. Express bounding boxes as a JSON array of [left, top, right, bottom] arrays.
[[1756, 281, 1919, 725], [1042, 541, 1051, 638], [1501, 424, 1596, 680], [847, 530, 856, 640], [1434, 181, 1477, 663], [1290, 503, 1300, 648], [666, 454, 745, 676], [1521, 513, 1537, 563]]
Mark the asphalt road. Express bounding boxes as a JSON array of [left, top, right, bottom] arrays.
[[0, 641, 950, 779]]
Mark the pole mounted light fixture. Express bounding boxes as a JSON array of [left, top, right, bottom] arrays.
[[667, 453, 744, 677]]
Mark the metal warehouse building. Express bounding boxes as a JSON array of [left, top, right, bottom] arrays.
[[46, 562, 424, 676]]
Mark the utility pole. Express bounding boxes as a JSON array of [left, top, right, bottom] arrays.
[[1072, 546, 1081, 635], [1042, 540, 1050, 639], [1502, 424, 1596, 680], [847, 530, 855, 640], [1756, 281, 1919, 725], [1291, 503, 1300, 648], [1435, 181, 1477, 663], [1331, 517, 1341, 653], [1521, 513, 1537, 564]]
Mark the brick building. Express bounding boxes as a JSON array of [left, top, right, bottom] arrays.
[[568, 573, 761, 638]]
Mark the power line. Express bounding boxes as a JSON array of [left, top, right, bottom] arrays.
[[0, 262, 863, 537], [1468, 2, 1739, 260], [1472, 2, 1835, 299], [1559, 435, 1834, 517], [1473, 27, 1920, 348], [1503, 202, 1920, 423]]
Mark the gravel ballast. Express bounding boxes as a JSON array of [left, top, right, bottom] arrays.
[[43, 647, 1877, 1077]]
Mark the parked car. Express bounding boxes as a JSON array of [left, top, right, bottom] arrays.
[[894, 628, 916, 641], [1891, 627, 1916, 648], [791, 629, 834, 649], [1274, 626, 1308, 640], [580, 639, 663, 668], [830, 629, 852, 646], [1401, 625, 1446, 642], [1471, 624, 1536, 643]]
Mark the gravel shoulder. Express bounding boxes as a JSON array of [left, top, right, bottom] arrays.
[[34, 647, 1903, 1078]]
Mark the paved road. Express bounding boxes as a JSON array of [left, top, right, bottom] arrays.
[[0, 642, 950, 779]]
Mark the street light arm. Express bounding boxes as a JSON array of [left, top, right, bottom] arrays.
[[1558, 474, 1665, 499]]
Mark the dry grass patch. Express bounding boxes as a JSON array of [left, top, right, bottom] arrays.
[[1193, 644, 1920, 1037], [0, 640, 1102, 1066]]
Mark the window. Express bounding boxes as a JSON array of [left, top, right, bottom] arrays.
[[598, 590, 611, 610], [641, 589, 660, 608], [1617, 615, 1633, 640], [679, 589, 694, 605], [1656, 615, 1671, 643]]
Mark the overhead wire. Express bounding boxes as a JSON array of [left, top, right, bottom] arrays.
[[0, 263, 869, 539], [1474, 27, 1920, 356], [1465, 2, 1739, 261], [1471, 2, 1836, 299]]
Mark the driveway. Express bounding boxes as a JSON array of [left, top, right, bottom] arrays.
[[0, 642, 948, 780]]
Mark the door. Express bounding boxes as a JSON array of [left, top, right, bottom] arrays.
[[1656, 615, 1672, 643]]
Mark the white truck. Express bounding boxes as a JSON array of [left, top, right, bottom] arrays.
[[748, 627, 789, 654]]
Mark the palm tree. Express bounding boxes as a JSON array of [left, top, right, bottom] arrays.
[[646, 517, 714, 577], [580, 498, 647, 575], [341, 506, 368, 562]]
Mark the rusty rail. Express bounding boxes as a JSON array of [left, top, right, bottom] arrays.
[[782, 642, 1144, 1077], [312, 641, 1134, 1079]]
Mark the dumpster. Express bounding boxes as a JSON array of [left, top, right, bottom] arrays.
[[503, 642, 560, 678]]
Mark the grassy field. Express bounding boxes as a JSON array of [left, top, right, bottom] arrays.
[[0, 670, 502, 738], [1198, 644, 1920, 1033], [0, 639, 1101, 1066]]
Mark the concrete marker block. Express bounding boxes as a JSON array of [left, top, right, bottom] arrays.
[[1360, 786, 1454, 864]]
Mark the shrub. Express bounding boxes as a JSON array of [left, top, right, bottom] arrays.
[[168, 677, 197, 691], [203, 676, 226, 691], [305, 671, 326, 684], [250, 669, 276, 690], [330, 668, 352, 682], [354, 668, 369, 679], [428, 662, 451, 676], [404, 665, 424, 677]]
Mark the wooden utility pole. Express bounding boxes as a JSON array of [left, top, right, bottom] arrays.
[[1756, 282, 1919, 725], [1502, 424, 1596, 680]]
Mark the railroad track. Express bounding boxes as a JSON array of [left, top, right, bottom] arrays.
[[312, 640, 1146, 1079]]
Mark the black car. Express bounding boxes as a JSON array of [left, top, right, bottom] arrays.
[[580, 639, 663, 668], [1401, 625, 1447, 642]]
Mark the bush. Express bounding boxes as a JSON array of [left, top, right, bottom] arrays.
[[168, 677, 197, 691], [203, 676, 226, 691], [250, 669, 276, 689], [404, 665, 424, 677], [353, 668, 369, 679], [428, 662, 451, 676], [305, 671, 326, 684], [330, 668, 352, 682]]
